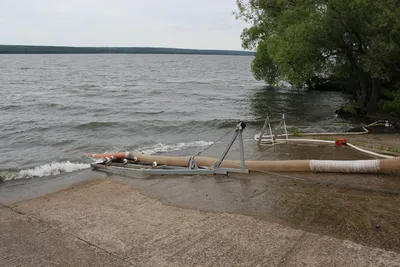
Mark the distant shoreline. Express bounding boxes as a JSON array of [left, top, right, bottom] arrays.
[[0, 45, 254, 56]]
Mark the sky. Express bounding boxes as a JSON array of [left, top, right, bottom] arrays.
[[0, 0, 250, 50]]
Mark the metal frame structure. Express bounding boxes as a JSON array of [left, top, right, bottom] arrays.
[[212, 121, 249, 174], [91, 121, 249, 178], [256, 114, 289, 145]]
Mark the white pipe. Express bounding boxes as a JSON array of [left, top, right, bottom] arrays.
[[366, 120, 387, 127], [346, 143, 393, 159], [254, 136, 393, 159], [256, 127, 368, 140], [256, 137, 335, 144], [284, 138, 335, 144]]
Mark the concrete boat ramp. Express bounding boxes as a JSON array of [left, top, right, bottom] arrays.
[[1, 169, 400, 266]]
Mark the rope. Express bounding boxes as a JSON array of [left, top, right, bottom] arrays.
[[195, 128, 235, 156]]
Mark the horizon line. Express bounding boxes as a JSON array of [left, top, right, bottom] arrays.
[[0, 44, 252, 52]]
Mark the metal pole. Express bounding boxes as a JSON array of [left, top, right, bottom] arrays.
[[257, 117, 269, 146], [283, 114, 289, 141], [238, 130, 245, 169], [267, 116, 274, 145], [275, 119, 283, 137]]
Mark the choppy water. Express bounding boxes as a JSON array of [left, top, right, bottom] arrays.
[[0, 54, 352, 180]]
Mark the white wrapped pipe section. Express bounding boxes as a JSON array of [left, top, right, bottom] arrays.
[[309, 160, 380, 173]]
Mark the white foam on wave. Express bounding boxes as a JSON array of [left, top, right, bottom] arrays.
[[139, 140, 214, 155], [3, 161, 90, 181], [1, 142, 214, 181]]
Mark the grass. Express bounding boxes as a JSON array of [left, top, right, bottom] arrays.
[[378, 145, 400, 153], [291, 128, 302, 137]]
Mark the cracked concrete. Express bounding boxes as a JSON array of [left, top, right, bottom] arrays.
[[2, 179, 400, 266]]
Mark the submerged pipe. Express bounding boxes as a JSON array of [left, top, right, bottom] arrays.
[[88, 152, 400, 174]]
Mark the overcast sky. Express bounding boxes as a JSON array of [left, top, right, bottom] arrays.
[[1, 0, 249, 50]]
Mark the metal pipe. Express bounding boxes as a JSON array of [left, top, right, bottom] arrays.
[[238, 131, 246, 169], [257, 117, 269, 146]]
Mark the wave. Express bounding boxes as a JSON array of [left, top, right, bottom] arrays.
[[0, 104, 21, 111], [162, 80, 211, 85], [0, 141, 214, 181], [133, 111, 165, 115], [74, 121, 118, 130], [0, 161, 90, 181], [117, 118, 255, 136], [148, 89, 165, 95], [141, 118, 244, 128], [122, 84, 137, 88], [139, 140, 214, 155], [77, 84, 99, 89], [45, 103, 58, 108]]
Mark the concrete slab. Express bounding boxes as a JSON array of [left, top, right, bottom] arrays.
[[0, 205, 131, 267], [106, 171, 400, 253], [3, 179, 399, 267]]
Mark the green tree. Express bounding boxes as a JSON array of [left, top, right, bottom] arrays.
[[236, 0, 400, 114]]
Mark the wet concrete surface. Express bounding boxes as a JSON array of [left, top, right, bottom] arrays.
[[105, 139, 400, 253], [107, 171, 400, 254], [2, 167, 399, 256], [3, 179, 400, 267]]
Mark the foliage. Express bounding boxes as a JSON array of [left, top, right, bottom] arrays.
[[380, 85, 400, 116], [251, 40, 279, 84], [343, 100, 361, 116], [235, 0, 400, 115]]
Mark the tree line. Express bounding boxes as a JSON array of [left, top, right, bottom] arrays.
[[0, 45, 254, 56], [236, 0, 400, 116]]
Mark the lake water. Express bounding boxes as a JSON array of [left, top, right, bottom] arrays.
[[0, 54, 352, 180]]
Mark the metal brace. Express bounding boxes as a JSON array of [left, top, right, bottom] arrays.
[[91, 121, 250, 178], [212, 121, 249, 174], [187, 156, 199, 169]]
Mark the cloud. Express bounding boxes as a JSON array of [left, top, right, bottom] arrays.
[[0, 0, 249, 49]]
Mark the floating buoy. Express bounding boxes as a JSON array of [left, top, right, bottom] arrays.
[[335, 138, 347, 147]]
